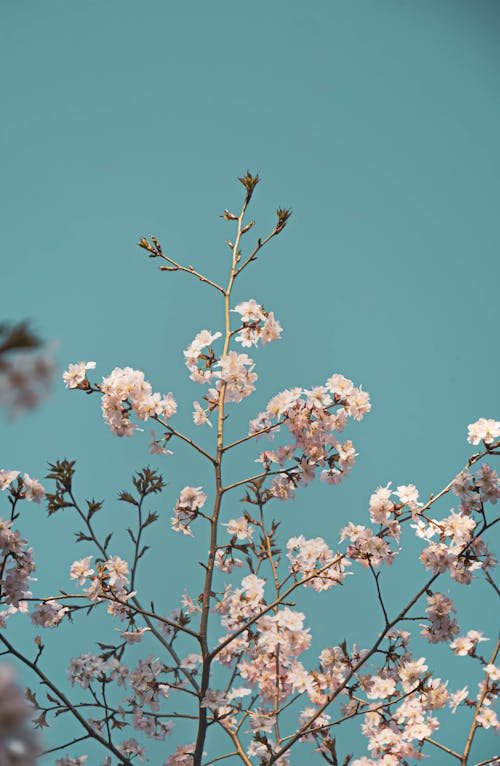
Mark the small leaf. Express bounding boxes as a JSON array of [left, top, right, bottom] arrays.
[[143, 511, 159, 528], [118, 491, 138, 506], [25, 688, 39, 709], [33, 711, 49, 729]]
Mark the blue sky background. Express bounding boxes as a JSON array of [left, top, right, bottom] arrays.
[[1, 1, 499, 763]]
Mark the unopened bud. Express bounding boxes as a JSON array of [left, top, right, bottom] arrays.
[[221, 209, 238, 220]]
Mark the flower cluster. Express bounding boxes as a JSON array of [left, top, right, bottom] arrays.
[[31, 599, 68, 628], [286, 535, 351, 591], [217, 351, 257, 403], [232, 299, 282, 347], [467, 418, 500, 446], [185, 329, 260, 414], [447, 670, 499, 730], [217, 589, 314, 709], [369, 483, 421, 523], [164, 744, 195, 766], [62, 360, 96, 389], [416, 502, 495, 584], [70, 554, 132, 618], [0, 517, 35, 614], [250, 374, 370, 498], [68, 652, 172, 740], [62, 362, 177, 437], [184, 330, 222, 384], [420, 592, 459, 644], [450, 629, 488, 656], [353, 692, 442, 765], [171, 486, 207, 536], [128, 655, 170, 711], [100, 366, 177, 436], [223, 515, 254, 541], [453, 463, 500, 513], [340, 522, 397, 568], [0, 470, 45, 503]]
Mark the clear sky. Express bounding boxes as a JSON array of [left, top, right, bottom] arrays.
[[2, 2, 500, 764]]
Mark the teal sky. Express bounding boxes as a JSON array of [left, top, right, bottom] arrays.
[[2, 2, 499, 764]]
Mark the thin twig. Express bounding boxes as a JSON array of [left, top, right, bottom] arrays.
[[156, 252, 225, 294]]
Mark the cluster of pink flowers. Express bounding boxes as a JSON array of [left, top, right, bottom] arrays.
[[342, 640, 452, 764], [214, 577, 317, 727], [369, 483, 421, 523], [31, 599, 68, 628], [420, 592, 459, 644], [127, 655, 170, 711], [232, 299, 282, 347], [100, 366, 177, 436], [216, 573, 267, 641], [188, 348, 258, 409], [450, 629, 488, 656], [68, 653, 108, 689], [286, 535, 351, 590], [340, 522, 397, 568], [62, 360, 96, 389], [69, 553, 132, 619], [453, 463, 500, 513], [354, 690, 442, 765], [217, 351, 258, 403], [184, 330, 222, 384], [249, 374, 371, 499], [164, 744, 196, 766], [0, 516, 35, 614], [185, 335, 260, 424], [62, 362, 178, 436], [447, 675, 498, 729], [68, 652, 172, 740], [467, 417, 500, 445], [402, 461, 498, 590], [0, 469, 45, 502], [171, 486, 207, 536]]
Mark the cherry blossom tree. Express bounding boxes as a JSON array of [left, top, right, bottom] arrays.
[[0, 174, 498, 766]]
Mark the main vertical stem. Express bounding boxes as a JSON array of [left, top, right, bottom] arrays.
[[460, 636, 500, 766], [193, 196, 249, 765]]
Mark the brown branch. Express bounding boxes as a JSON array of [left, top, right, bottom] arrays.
[[156, 252, 225, 294], [41, 735, 91, 757], [155, 417, 216, 464], [0, 632, 131, 765], [222, 419, 285, 453], [461, 636, 500, 765], [424, 738, 461, 760], [221, 469, 291, 494], [234, 228, 282, 278], [193, 186, 251, 766]]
